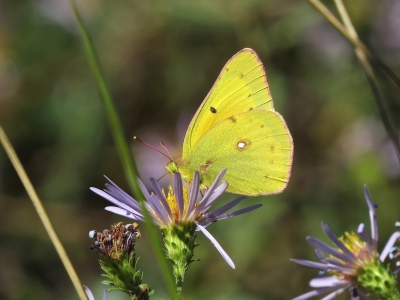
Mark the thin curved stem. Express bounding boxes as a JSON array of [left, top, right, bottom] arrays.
[[333, 0, 400, 162], [307, 0, 400, 91], [0, 125, 88, 300]]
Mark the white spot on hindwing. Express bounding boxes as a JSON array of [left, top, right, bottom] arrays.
[[236, 139, 251, 151], [238, 142, 246, 149]]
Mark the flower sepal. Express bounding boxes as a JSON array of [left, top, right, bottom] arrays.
[[89, 222, 152, 299], [357, 259, 400, 299], [161, 222, 198, 292], [99, 251, 143, 294]]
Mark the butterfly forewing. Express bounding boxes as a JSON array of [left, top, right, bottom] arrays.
[[183, 48, 274, 156]]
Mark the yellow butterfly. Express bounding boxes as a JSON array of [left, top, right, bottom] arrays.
[[166, 48, 293, 196]]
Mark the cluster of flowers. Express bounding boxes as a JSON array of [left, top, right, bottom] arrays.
[[86, 171, 400, 300], [292, 186, 400, 300], [86, 170, 261, 298]]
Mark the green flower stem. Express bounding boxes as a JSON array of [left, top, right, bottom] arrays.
[[69, 1, 177, 298], [69, 0, 140, 196], [358, 260, 400, 300], [161, 223, 198, 295]]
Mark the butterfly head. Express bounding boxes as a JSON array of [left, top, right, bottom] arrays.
[[165, 159, 193, 185], [165, 161, 178, 175]]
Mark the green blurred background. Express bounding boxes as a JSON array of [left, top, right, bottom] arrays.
[[1, 0, 400, 299]]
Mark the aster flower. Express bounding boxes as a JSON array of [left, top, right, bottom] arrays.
[[87, 222, 151, 299], [91, 169, 262, 293], [292, 185, 400, 300]]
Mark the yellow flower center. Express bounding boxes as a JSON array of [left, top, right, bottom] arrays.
[[162, 186, 190, 223], [339, 231, 366, 255], [330, 231, 377, 280]]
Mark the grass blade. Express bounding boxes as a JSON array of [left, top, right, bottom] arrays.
[[0, 125, 88, 300], [307, 0, 400, 162], [69, 0, 178, 297], [333, 0, 400, 162], [306, 0, 400, 92]]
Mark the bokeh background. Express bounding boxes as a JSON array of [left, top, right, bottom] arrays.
[[1, 0, 400, 299]]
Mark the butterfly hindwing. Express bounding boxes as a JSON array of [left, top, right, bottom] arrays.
[[184, 110, 293, 196]]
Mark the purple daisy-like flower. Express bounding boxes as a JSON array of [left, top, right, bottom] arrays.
[[292, 185, 400, 300], [91, 169, 262, 269]]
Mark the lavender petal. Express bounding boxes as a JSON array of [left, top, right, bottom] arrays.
[[194, 169, 227, 214], [103, 289, 108, 300], [357, 223, 371, 246], [185, 171, 200, 219], [105, 206, 147, 223], [196, 222, 235, 269], [209, 196, 247, 216], [204, 204, 263, 224], [145, 194, 171, 224], [206, 182, 229, 206], [306, 236, 354, 263], [292, 285, 346, 300], [324, 258, 348, 267], [83, 286, 95, 300], [321, 287, 347, 300], [380, 231, 400, 261], [357, 223, 372, 254], [314, 249, 325, 262], [149, 177, 173, 219], [321, 222, 357, 262], [103, 176, 142, 209], [364, 185, 378, 250], [174, 172, 184, 219], [91, 188, 142, 215], [104, 183, 134, 204], [290, 259, 354, 273], [309, 276, 346, 288], [137, 177, 151, 200], [191, 181, 228, 217]]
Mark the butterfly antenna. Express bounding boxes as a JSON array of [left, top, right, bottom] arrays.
[[160, 142, 174, 161], [133, 136, 173, 160]]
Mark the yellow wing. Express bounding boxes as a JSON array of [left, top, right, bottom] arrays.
[[183, 48, 274, 157], [181, 110, 293, 196]]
